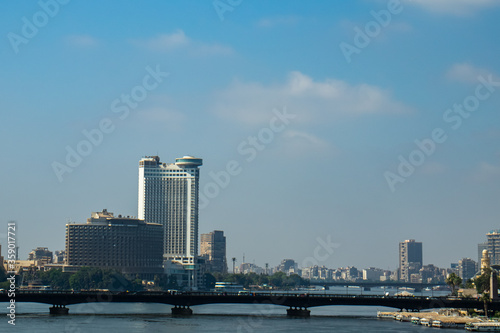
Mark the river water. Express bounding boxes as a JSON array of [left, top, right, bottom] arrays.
[[1, 287, 463, 332]]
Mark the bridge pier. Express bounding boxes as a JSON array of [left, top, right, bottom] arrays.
[[50, 305, 69, 315], [286, 307, 310, 317], [171, 305, 193, 316]]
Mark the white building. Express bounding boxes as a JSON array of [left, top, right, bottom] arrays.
[[138, 155, 202, 288]]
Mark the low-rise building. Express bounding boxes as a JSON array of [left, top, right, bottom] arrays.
[[65, 209, 163, 279], [362, 267, 384, 281], [28, 247, 53, 265]]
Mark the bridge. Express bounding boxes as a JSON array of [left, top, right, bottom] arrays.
[[1, 291, 495, 317], [309, 281, 445, 290]]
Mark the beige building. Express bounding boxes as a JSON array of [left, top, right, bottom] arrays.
[[200, 230, 227, 273]]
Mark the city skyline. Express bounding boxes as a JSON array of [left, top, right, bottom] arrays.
[[1, 1, 499, 270], [2, 151, 497, 271]]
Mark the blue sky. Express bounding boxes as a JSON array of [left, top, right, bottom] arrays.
[[1, 0, 499, 271]]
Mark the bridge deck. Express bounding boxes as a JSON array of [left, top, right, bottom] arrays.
[[0, 291, 495, 312]]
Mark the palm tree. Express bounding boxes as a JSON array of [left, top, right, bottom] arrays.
[[446, 273, 462, 295], [480, 292, 490, 318]]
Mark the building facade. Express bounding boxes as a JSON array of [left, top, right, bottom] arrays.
[[138, 156, 202, 264], [362, 267, 384, 281], [276, 259, 298, 275], [200, 230, 227, 273], [65, 209, 163, 278], [458, 258, 477, 282], [478, 242, 488, 266], [487, 230, 500, 266], [28, 247, 53, 265], [399, 239, 423, 282]]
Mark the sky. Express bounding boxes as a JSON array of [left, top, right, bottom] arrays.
[[0, 0, 499, 272]]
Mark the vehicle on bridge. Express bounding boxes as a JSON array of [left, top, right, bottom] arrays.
[[214, 282, 244, 293]]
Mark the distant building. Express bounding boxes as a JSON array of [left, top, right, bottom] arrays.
[[399, 239, 423, 282], [238, 262, 264, 275], [362, 267, 383, 281], [487, 231, 500, 266], [200, 230, 227, 273], [276, 259, 298, 275], [420, 264, 446, 283], [478, 242, 488, 266], [301, 265, 332, 280], [28, 247, 53, 265], [53, 250, 65, 264], [65, 209, 163, 279], [380, 270, 393, 282], [458, 258, 477, 282], [338, 266, 359, 281]]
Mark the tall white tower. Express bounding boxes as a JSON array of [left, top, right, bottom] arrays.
[[138, 155, 202, 264]]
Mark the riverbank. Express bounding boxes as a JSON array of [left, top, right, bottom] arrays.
[[377, 310, 474, 328]]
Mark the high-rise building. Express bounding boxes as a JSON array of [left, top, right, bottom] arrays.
[[487, 230, 500, 266], [200, 230, 227, 273], [458, 258, 477, 282], [65, 209, 163, 279], [138, 155, 203, 263], [399, 239, 423, 282]]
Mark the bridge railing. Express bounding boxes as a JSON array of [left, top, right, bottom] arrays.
[[7, 290, 458, 302]]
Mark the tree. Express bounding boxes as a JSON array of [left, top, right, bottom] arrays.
[[68, 267, 133, 291], [480, 292, 490, 318], [446, 273, 462, 295], [38, 269, 71, 289], [474, 268, 492, 294]]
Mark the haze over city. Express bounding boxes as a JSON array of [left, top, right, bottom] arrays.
[[1, 0, 500, 272]]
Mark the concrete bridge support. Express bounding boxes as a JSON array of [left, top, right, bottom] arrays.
[[50, 305, 69, 315], [286, 307, 310, 317], [171, 305, 193, 316]]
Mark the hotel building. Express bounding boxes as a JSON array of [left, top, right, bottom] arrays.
[[138, 155, 203, 288], [65, 209, 163, 278]]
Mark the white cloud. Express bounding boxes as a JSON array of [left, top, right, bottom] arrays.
[[446, 63, 491, 83], [212, 71, 411, 126], [134, 30, 189, 51], [408, 0, 499, 16], [132, 30, 233, 56], [65, 35, 99, 48]]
